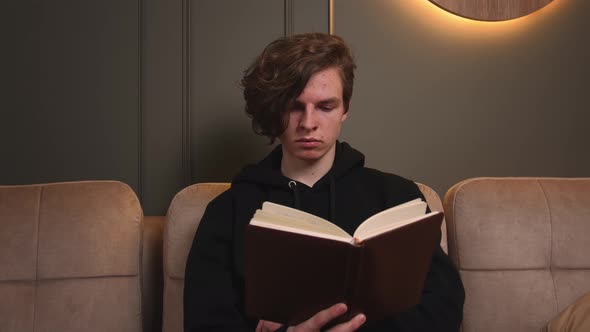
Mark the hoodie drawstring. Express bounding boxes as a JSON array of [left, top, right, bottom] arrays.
[[288, 176, 337, 223], [288, 181, 301, 209]]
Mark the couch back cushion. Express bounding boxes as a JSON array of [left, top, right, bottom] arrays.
[[444, 177, 590, 332], [0, 181, 143, 332], [162, 182, 445, 332], [162, 183, 230, 332], [415, 182, 447, 253]]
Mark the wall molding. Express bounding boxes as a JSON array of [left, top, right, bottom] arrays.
[[285, 0, 294, 36], [137, 0, 144, 201], [329, 0, 334, 34], [182, 0, 192, 186]]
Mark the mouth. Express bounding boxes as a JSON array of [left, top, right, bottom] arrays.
[[296, 138, 321, 143], [295, 138, 322, 148]]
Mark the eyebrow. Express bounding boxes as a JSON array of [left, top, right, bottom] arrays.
[[292, 97, 341, 107], [317, 98, 341, 105]]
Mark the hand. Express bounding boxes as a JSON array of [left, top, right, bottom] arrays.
[[257, 303, 366, 332]]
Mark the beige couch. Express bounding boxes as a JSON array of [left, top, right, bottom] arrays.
[[2, 178, 589, 331], [444, 177, 590, 332], [0, 181, 145, 332]]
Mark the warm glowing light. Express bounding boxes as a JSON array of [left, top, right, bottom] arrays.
[[389, 0, 563, 40], [429, 0, 553, 22]]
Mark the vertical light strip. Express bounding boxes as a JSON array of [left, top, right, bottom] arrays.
[[329, 0, 334, 34]]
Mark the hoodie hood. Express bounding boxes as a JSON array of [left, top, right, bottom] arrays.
[[232, 141, 365, 189], [232, 142, 365, 223]]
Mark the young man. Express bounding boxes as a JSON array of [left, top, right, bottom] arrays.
[[184, 33, 464, 332]]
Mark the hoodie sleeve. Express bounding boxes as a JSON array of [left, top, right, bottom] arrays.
[[183, 191, 254, 332], [370, 245, 465, 332], [368, 179, 465, 332]]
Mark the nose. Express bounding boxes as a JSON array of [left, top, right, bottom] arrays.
[[298, 105, 318, 131]]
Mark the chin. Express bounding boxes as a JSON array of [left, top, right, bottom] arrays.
[[293, 150, 325, 162]]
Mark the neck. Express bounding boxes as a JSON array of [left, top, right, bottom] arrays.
[[281, 146, 336, 187]]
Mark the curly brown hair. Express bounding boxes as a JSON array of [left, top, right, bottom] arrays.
[[241, 33, 356, 143]]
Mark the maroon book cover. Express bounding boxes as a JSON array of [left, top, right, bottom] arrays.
[[244, 212, 443, 326]]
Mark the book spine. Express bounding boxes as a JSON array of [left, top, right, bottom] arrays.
[[343, 244, 364, 320]]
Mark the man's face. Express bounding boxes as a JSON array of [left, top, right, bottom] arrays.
[[279, 67, 348, 164]]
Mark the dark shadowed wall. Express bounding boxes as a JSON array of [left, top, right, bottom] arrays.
[[2, 0, 141, 193]]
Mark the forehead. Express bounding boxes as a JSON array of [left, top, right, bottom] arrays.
[[298, 67, 343, 100]]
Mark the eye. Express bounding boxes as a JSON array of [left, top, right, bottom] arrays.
[[319, 105, 334, 112]]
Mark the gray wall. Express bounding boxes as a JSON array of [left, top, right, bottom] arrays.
[[2, 0, 187, 215], [2, 0, 141, 193], [334, 0, 590, 195], [1, 0, 329, 215], [189, 0, 330, 184], [142, 0, 188, 215], [2, 0, 588, 214]]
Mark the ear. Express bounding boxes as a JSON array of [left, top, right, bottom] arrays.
[[342, 99, 351, 122]]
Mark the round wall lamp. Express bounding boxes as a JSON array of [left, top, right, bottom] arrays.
[[429, 0, 554, 21]]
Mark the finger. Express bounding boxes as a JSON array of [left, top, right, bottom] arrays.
[[303, 303, 348, 330], [327, 314, 366, 332], [256, 320, 282, 332], [264, 321, 282, 331]]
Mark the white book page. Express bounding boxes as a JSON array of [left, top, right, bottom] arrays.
[[252, 210, 345, 236], [262, 201, 349, 237], [250, 219, 352, 243], [353, 199, 426, 239], [356, 211, 438, 242]]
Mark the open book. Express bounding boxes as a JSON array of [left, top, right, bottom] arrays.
[[244, 199, 444, 326], [250, 198, 433, 244]]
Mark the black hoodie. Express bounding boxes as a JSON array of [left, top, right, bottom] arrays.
[[184, 142, 464, 332]]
